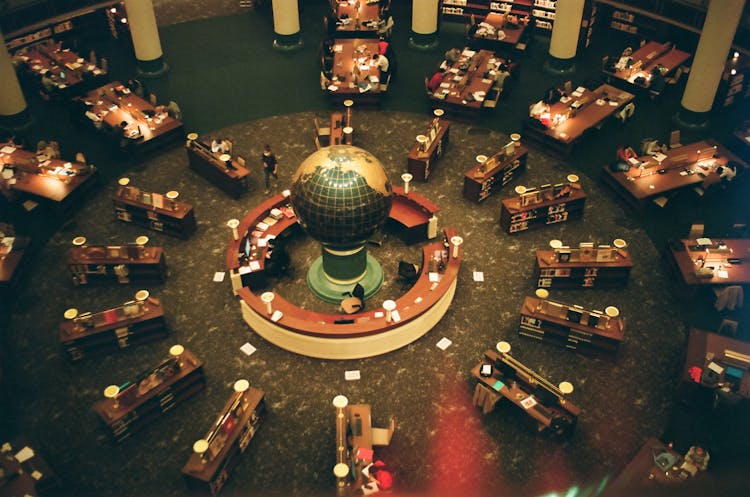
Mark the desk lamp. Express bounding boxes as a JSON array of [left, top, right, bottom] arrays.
[[383, 300, 396, 322], [496, 341, 512, 354], [227, 218, 240, 240], [261, 292, 275, 315], [135, 235, 149, 258], [401, 173, 413, 194], [104, 384, 120, 409], [558, 381, 574, 404], [604, 306, 619, 329], [566, 174, 579, 184], [344, 99, 354, 127], [450, 235, 463, 258], [72, 236, 87, 247], [535, 288, 549, 311], [192, 439, 209, 464]]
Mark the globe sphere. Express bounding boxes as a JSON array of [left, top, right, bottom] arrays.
[[291, 145, 392, 246]]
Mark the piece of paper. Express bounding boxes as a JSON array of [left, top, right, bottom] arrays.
[[436, 337, 452, 350], [492, 379, 505, 391], [473, 271, 484, 282], [213, 271, 225, 282], [391, 310, 401, 322], [1, 442, 10, 452], [717, 270, 729, 279], [22, 200, 38, 211], [31, 470, 43, 480], [345, 370, 361, 381], [520, 396, 538, 409], [696, 238, 712, 246], [374, 311, 384, 318], [429, 272, 439, 282], [271, 310, 283, 322], [249, 260, 261, 271], [240, 342, 257, 356], [15, 446, 34, 463]]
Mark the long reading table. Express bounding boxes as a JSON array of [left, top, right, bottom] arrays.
[[326, 39, 383, 106], [603, 41, 691, 94], [186, 137, 250, 198]]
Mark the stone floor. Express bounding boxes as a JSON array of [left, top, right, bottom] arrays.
[[4, 110, 697, 497]]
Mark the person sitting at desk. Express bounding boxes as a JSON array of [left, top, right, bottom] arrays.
[[428, 68, 446, 92], [543, 86, 564, 105], [492, 64, 512, 91], [41, 73, 56, 93], [681, 445, 709, 477], [616, 144, 638, 165], [445, 47, 461, 63], [378, 36, 389, 56], [371, 53, 389, 74], [264, 238, 290, 278], [211, 138, 231, 155], [649, 65, 666, 93], [529, 100, 550, 125], [642, 138, 667, 156]]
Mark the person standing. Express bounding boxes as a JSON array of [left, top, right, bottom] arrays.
[[261, 144, 278, 194]]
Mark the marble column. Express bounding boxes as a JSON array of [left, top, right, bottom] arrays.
[[675, 0, 745, 128], [0, 29, 30, 130], [545, 0, 585, 74], [410, 0, 439, 49], [124, 0, 168, 77], [272, 0, 303, 51]]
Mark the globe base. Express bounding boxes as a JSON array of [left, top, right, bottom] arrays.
[[307, 254, 384, 304]]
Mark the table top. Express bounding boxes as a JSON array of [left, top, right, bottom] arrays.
[[59, 297, 165, 343], [335, 0, 380, 32], [473, 12, 528, 46], [67, 245, 164, 265], [602, 437, 687, 495], [78, 81, 184, 144], [327, 39, 382, 96], [15, 41, 106, 90], [113, 187, 194, 219], [601, 139, 748, 203], [521, 295, 625, 341], [429, 49, 503, 110], [683, 327, 750, 397], [529, 84, 635, 144], [0, 142, 97, 202], [186, 139, 250, 180], [667, 238, 750, 287], [605, 41, 691, 89], [501, 184, 586, 213], [535, 248, 633, 268]]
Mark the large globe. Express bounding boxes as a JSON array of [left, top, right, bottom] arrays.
[[291, 145, 392, 247]]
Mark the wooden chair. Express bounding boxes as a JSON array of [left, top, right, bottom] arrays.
[[483, 87, 501, 108], [320, 71, 329, 91], [75, 152, 87, 164], [313, 134, 322, 151], [665, 67, 683, 85], [718, 318, 739, 337], [687, 222, 704, 240], [379, 72, 391, 92], [313, 116, 331, 143], [424, 76, 431, 95], [149, 93, 158, 106], [100, 57, 108, 72], [236, 155, 246, 167], [378, 16, 394, 38], [669, 129, 682, 148]]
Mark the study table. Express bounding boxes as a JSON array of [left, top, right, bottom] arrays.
[[0, 235, 31, 293], [186, 137, 250, 198], [326, 39, 383, 106], [664, 238, 750, 290], [682, 327, 750, 402], [0, 142, 99, 213], [523, 84, 635, 158], [463, 144, 527, 202], [471, 12, 530, 52], [428, 48, 510, 120], [14, 40, 107, 96], [77, 81, 185, 154], [471, 346, 580, 436], [604, 41, 691, 94], [600, 139, 748, 211], [334, 0, 380, 38], [226, 190, 460, 359]]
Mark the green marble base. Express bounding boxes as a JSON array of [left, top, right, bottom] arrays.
[[307, 254, 383, 304]]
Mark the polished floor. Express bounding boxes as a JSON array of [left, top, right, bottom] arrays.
[[1, 2, 749, 497]]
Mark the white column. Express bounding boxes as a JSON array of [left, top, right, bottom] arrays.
[[272, 0, 303, 50], [547, 0, 585, 73], [124, 0, 168, 77], [0, 29, 29, 127], [678, 0, 745, 126], [410, 0, 439, 49]]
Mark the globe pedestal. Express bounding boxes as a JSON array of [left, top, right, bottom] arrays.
[[307, 253, 384, 303]]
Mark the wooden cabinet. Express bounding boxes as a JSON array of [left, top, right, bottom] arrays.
[[463, 145, 527, 202], [534, 248, 633, 289], [92, 348, 205, 443], [59, 295, 169, 361], [406, 119, 450, 181], [112, 186, 196, 239], [182, 385, 266, 496], [500, 185, 585, 234], [186, 140, 250, 198], [518, 295, 624, 355], [67, 244, 167, 286]]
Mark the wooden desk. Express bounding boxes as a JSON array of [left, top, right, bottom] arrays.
[[0, 142, 99, 213], [519, 296, 625, 355], [534, 248, 633, 289], [523, 84, 635, 158], [604, 41, 691, 93], [472, 13, 529, 51], [347, 404, 373, 451], [601, 437, 690, 496], [92, 348, 205, 443], [0, 236, 31, 293], [500, 185, 585, 234], [182, 386, 266, 496], [326, 39, 383, 105], [429, 48, 507, 120], [471, 348, 580, 436], [601, 139, 749, 211], [665, 238, 750, 289], [59, 296, 169, 361], [77, 81, 184, 153], [406, 119, 451, 181], [334, 0, 380, 38], [67, 244, 167, 286], [463, 145, 527, 202], [113, 186, 197, 238], [683, 327, 750, 400], [0, 435, 59, 497], [387, 186, 440, 244], [15, 41, 107, 96], [186, 139, 250, 198]]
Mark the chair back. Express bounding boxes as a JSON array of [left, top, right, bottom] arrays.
[[687, 222, 704, 240], [149, 93, 158, 106], [237, 155, 246, 167], [669, 129, 682, 148], [75, 152, 86, 164], [101, 57, 108, 72]]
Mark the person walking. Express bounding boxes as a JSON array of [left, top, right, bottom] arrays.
[[261, 144, 279, 194]]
